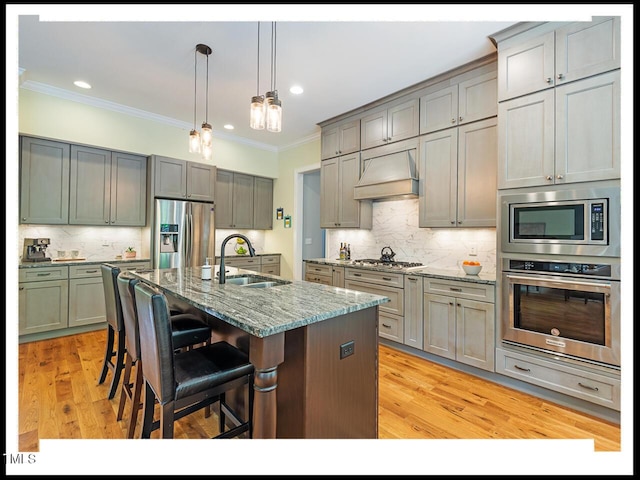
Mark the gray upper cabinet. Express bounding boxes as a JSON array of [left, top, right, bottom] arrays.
[[69, 146, 147, 226], [153, 155, 216, 202], [420, 70, 497, 135], [215, 170, 254, 229], [320, 118, 360, 160], [419, 117, 497, 228], [497, 17, 620, 102], [19, 136, 70, 225], [360, 97, 419, 150], [253, 176, 274, 230]]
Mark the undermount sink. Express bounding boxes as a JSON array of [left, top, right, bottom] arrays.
[[223, 275, 291, 288]]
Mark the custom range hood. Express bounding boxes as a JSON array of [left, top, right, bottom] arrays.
[[354, 138, 419, 201]]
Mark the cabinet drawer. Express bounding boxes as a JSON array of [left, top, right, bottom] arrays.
[[69, 265, 102, 278], [379, 311, 403, 343], [344, 279, 403, 316], [305, 263, 333, 277], [424, 278, 494, 302], [496, 348, 620, 411], [262, 265, 280, 276], [345, 268, 404, 288], [304, 272, 332, 286], [222, 257, 261, 267], [19, 266, 68, 282], [116, 261, 151, 273], [261, 255, 280, 266]]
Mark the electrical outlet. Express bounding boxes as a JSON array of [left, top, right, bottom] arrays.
[[102, 239, 110, 247], [469, 245, 477, 256], [340, 340, 355, 359]]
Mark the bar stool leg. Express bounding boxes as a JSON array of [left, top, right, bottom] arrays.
[[107, 332, 126, 400], [98, 325, 115, 385]]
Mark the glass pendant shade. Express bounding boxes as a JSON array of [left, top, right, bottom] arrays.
[[200, 122, 213, 148], [265, 91, 282, 133], [250, 95, 266, 130], [189, 129, 201, 153], [202, 142, 213, 161]]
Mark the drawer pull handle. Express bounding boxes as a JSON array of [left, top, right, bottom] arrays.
[[450, 287, 462, 292], [408, 278, 417, 282], [514, 364, 531, 372], [85, 270, 98, 273], [353, 273, 362, 277], [314, 268, 321, 271], [382, 277, 392, 281], [382, 323, 391, 329], [37, 273, 51, 277], [578, 382, 599, 392]]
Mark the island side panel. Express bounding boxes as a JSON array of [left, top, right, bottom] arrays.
[[277, 306, 379, 438]]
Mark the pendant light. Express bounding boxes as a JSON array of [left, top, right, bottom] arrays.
[[265, 22, 282, 133], [188, 43, 213, 160], [249, 22, 266, 130]]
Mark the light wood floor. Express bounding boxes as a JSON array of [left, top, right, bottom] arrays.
[[16, 330, 620, 451]]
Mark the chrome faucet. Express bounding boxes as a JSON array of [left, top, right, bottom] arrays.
[[218, 234, 256, 284]]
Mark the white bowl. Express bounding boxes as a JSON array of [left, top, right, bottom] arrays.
[[462, 264, 482, 275]]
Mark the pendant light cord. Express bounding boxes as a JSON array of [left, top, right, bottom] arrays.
[[256, 22, 261, 96], [205, 52, 209, 123], [193, 47, 198, 129], [270, 22, 277, 91]]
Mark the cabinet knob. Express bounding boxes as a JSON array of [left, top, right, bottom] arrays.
[[545, 175, 553, 181], [335, 151, 339, 155], [557, 73, 564, 80], [22, 217, 26, 221], [546, 77, 553, 84], [459, 116, 463, 122], [451, 118, 456, 124], [556, 174, 564, 180], [338, 150, 342, 154], [457, 221, 462, 224], [105, 220, 109, 223], [449, 302, 454, 305], [187, 194, 191, 197]]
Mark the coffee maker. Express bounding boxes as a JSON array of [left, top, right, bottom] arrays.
[[23, 238, 51, 262]]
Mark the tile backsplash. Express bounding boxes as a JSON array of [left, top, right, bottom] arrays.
[[325, 198, 497, 273]]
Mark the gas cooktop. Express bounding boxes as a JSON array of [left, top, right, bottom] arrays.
[[351, 258, 424, 270]]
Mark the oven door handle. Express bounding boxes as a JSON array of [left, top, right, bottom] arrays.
[[504, 274, 611, 292]]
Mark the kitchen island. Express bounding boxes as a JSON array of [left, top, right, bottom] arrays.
[[131, 266, 389, 439]]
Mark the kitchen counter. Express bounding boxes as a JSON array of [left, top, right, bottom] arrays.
[[304, 258, 496, 284], [132, 266, 387, 439], [19, 257, 151, 268]]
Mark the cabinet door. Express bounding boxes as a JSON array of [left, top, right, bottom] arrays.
[[387, 98, 420, 143], [69, 277, 106, 327], [110, 152, 147, 226], [20, 137, 70, 225], [332, 266, 345, 288], [420, 84, 458, 134], [253, 177, 273, 229], [336, 153, 362, 228], [458, 71, 498, 125], [232, 173, 255, 229], [69, 145, 111, 225], [320, 158, 339, 228], [419, 129, 458, 227], [423, 293, 456, 360], [455, 298, 495, 372], [360, 108, 388, 150], [321, 124, 340, 160], [154, 156, 187, 199], [403, 275, 423, 349], [19, 280, 69, 335], [555, 70, 620, 184], [215, 170, 234, 228], [457, 117, 497, 227], [338, 119, 361, 155], [497, 89, 555, 189], [555, 17, 620, 86], [186, 162, 216, 202], [498, 30, 555, 101]]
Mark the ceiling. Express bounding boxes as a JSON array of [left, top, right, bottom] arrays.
[[14, 6, 595, 151]]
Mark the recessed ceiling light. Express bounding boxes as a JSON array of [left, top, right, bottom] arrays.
[[223, 124, 234, 130], [74, 80, 92, 89], [289, 85, 303, 95]]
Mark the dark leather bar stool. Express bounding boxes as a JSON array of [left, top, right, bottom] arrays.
[[115, 271, 214, 438], [134, 282, 254, 439], [98, 263, 127, 400]]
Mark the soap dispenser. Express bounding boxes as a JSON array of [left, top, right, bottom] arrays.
[[201, 257, 212, 280]]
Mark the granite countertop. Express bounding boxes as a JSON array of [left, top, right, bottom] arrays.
[[19, 257, 152, 268], [132, 266, 389, 338], [304, 258, 496, 284]]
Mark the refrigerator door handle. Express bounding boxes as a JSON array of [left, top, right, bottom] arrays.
[[185, 203, 192, 266]]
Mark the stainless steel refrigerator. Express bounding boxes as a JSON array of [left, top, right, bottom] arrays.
[[152, 199, 215, 269]]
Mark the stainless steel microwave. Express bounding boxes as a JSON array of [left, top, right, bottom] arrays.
[[499, 184, 620, 258]]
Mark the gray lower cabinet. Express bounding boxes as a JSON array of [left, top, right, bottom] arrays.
[[304, 262, 333, 285], [403, 275, 423, 349], [69, 146, 147, 226], [19, 136, 70, 225], [423, 278, 495, 372], [332, 266, 345, 288], [68, 265, 106, 327], [260, 254, 281, 275], [18, 266, 69, 335]]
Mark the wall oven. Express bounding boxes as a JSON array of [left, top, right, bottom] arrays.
[[501, 258, 620, 367], [500, 183, 620, 257]]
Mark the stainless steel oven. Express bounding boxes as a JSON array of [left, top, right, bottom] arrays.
[[501, 258, 620, 367], [499, 183, 620, 258]]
